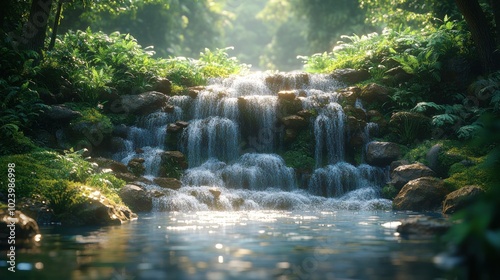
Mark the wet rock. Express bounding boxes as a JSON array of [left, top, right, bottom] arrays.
[[119, 91, 168, 115], [69, 193, 137, 226], [114, 172, 139, 182], [164, 104, 175, 113], [42, 104, 82, 121], [297, 110, 313, 118], [344, 105, 367, 121], [331, 68, 370, 84], [360, 83, 391, 105], [281, 115, 308, 129], [0, 209, 40, 248], [442, 185, 484, 214], [175, 121, 189, 128], [90, 157, 129, 173], [278, 99, 303, 116], [265, 72, 309, 92], [338, 86, 361, 105], [153, 78, 172, 95], [154, 177, 182, 190], [393, 177, 450, 211], [209, 189, 221, 199], [366, 141, 401, 166], [167, 123, 182, 133], [118, 184, 153, 212], [186, 86, 205, 99], [390, 159, 410, 173], [390, 163, 436, 189], [18, 196, 56, 225], [278, 90, 297, 101], [127, 158, 146, 176], [159, 151, 188, 178], [397, 216, 451, 236]]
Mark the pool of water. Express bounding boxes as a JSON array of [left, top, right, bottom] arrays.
[[2, 210, 452, 279]]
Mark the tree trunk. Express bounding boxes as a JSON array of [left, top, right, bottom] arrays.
[[455, 0, 498, 73], [48, 1, 63, 51], [22, 0, 53, 54]]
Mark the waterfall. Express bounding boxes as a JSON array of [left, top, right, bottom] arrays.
[[182, 116, 239, 167], [314, 102, 345, 167], [240, 95, 278, 152], [112, 71, 391, 211], [113, 102, 183, 176]]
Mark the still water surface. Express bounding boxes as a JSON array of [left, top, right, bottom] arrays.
[[3, 210, 450, 279]]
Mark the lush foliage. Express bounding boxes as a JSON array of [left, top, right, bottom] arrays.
[[0, 149, 125, 214], [300, 19, 470, 74], [165, 47, 250, 88], [442, 115, 500, 279], [0, 44, 47, 154], [360, 0, 458, 30], [43, 29, 168, 103]]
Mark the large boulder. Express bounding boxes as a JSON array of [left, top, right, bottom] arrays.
[[118, 184, 153, 212], [119, 91, 168, 115], [69, 189, 137, 226], [396, 216, 451, 236], [90, 157, 129, 173], [390, 163, 436, 189], [331, 68, 370, 84], [153, 78, 172, 95], [0, 210, 40, 249], [42, 104, 82, 121], [154, 177, 182, 190], [338, 86, 361, 105], [278, 90, 297, 101], [442, 185, 484, 214], [127, 158, 146, 176], [366, 141, 401, 166], [359, 83, 391, 105], [393, 177, 450, 211]]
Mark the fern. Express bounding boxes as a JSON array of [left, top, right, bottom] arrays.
[[412, 102, 445, 114], [457, 123, 482, 140], [432, 113, 460, 127]]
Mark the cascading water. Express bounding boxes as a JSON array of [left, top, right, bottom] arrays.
[[114, 109, 183, 176], [112, 72, 391, 211]]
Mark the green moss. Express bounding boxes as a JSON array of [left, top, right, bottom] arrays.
[[281, 130, 315, 172], [0, 131, 38, 156], [71, 108, 113, 132], [282, 150, 315, 171], [444, 157, 493, 190], [403, 140, 437, 164], [0, 149, 125, 208]]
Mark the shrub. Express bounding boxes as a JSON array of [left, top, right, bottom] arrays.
[[389, 111, 431, 144]]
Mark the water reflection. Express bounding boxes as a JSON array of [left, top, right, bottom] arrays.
[[5, 211, 451, 279]]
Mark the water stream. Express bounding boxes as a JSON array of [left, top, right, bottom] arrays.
[[2, 72, 450, 279]]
